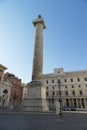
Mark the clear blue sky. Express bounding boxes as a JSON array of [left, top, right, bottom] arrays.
[[0, 0, 87, 83]]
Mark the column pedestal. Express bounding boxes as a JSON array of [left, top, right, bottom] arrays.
[[23, 80, 48, 112]]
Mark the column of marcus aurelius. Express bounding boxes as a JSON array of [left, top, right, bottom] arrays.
[[23, 15, 49, 112]]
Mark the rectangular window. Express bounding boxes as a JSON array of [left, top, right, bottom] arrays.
[[77, 78, 80, 82], [72, 91, 75, 95], [65, 86, 67, 88], [81, 99, 83, 101], [59, 91, 61, 95], [52, 80, 54, 83], [71, 79, 73, 82], [80, 91, 82, 95], [46, 92, 49, 96], [64, 79, 67, 82], [66, 91, 68, 96], [78, 85, 81, 88], [72, 85, 74, 88], [52, 86, 54, 89], [46, 80, 48, 84], [46, 87, 48, 89], [53, 91, 55, 96], [84, 77, 87, 81]]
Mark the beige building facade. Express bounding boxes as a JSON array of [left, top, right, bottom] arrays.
[[43, 68, 87, 110], [22, 83, 28, 100]]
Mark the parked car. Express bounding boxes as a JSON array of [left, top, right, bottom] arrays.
[[62, 106, 76, 111], [70, 106, 76, 111], [62, 106, 71, 111]]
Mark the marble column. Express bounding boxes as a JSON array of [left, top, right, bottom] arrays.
[[76, 98, 78, 108], [32, 15, 45, 81], [23, 15, 48, 112], [84, 98, 86, 108]]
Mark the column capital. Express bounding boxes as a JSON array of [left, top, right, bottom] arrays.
[[32, 15, 46, 29]]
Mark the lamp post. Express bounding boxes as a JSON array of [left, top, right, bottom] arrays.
[[57, 78, 62, 115]]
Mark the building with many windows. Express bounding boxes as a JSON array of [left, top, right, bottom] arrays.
[[43, 68, 87, 110]]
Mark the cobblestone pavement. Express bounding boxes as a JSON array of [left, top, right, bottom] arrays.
[[0, 111, 87, 130]]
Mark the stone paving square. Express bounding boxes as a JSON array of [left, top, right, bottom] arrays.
[[0, 112, 87, 130]]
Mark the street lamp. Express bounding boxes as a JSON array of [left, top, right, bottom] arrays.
[[57, 78, 62, 115]]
